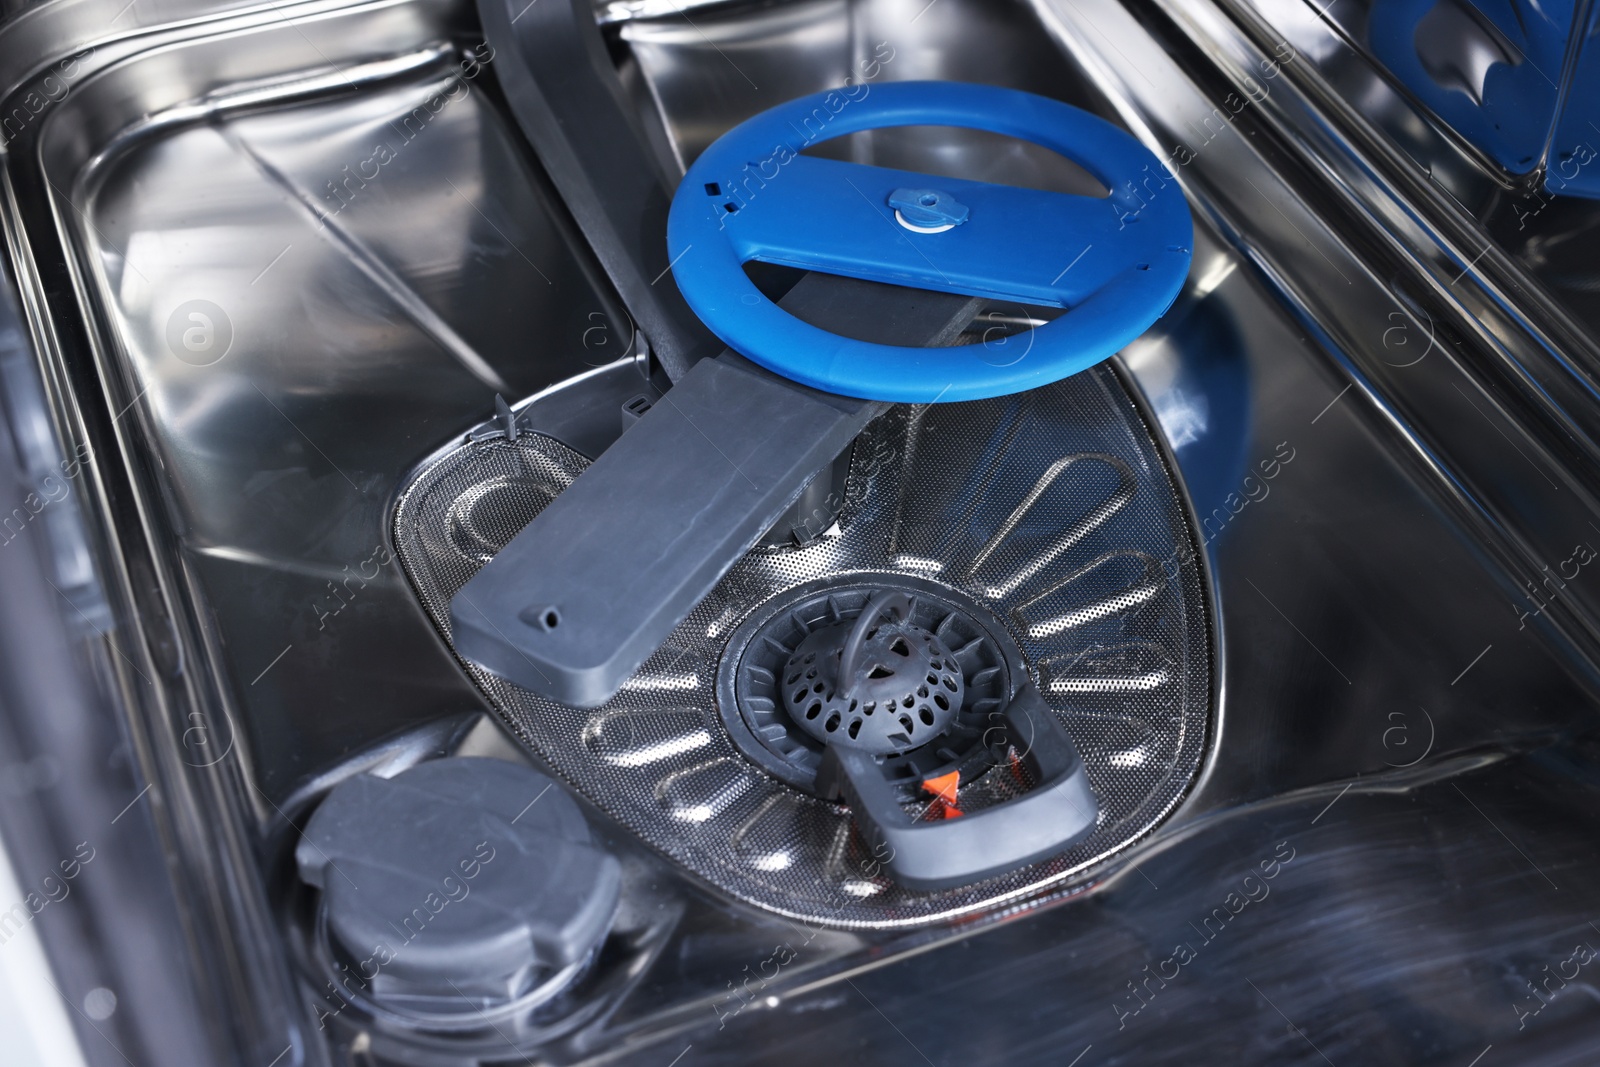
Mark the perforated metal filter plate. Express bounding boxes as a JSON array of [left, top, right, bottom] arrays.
[[393, 365, 1212, 927]]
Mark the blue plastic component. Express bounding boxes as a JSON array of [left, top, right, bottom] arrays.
[[1548, 2, 1600, 197], [1370, 0, 1565, 173], [888, 187, 969, 229], [1369, 0, 1600, 198], [667, 81, 1193, 403]]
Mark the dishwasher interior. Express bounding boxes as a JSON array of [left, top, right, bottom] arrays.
[[2, 0, 1600, 1064]]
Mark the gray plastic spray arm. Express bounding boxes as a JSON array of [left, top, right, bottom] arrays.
[[449, 275, 982, 708]]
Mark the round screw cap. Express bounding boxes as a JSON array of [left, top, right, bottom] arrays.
[[296, 757, 620, 1007]]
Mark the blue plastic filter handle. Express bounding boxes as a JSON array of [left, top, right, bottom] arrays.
[[666, 80, 1193, 403]]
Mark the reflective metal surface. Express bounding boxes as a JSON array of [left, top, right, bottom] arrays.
[[0, 0, 1597, 1063], [656, 746, 1600, 1065], [0, 2, 651, 1063], [63, 38, 632, 793], [1162, 0, 1600, 663]]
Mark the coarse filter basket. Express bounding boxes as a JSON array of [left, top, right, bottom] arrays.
[[393, 364, 1212, 927]]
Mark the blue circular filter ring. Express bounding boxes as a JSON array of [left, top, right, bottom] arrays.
[[667, 80, 1193, 403]]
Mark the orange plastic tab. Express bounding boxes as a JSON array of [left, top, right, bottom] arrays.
[[1007, 750, 1028, 788], [922, 770, 962, 818]]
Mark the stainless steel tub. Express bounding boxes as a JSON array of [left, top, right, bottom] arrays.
[[1, 0, 1598, 1063]]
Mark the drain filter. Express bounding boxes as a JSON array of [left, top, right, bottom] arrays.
[[781, 591, 964, 755], [722, 577, 1012, 801], [394, 370, 1212, 925], [731, 582, 1104, 890]]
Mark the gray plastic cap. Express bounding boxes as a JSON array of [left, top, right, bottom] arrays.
[[296, 757, 620, 1001]]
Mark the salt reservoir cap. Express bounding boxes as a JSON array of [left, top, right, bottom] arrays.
[[296, 757, 619, 1007]]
